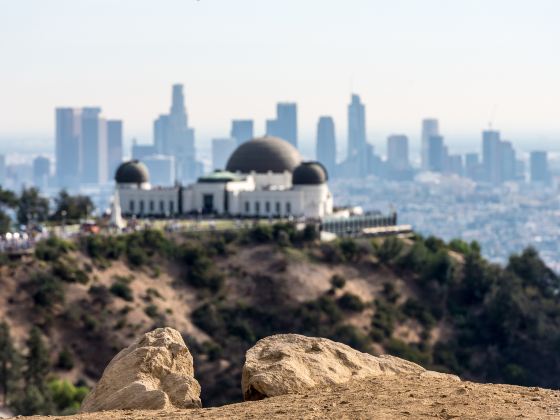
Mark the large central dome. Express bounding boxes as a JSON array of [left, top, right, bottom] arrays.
[[226, 136, 302, 174]]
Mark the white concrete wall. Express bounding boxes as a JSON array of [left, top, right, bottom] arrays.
[[118, 185, 179, 216]]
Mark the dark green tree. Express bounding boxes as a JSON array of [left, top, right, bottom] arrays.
[[24, 328, 50, 391], [0, 322, 21, 406], [17, 187, 50, 225], [51, 190, 94, 223], [0, 187, 17, 234]]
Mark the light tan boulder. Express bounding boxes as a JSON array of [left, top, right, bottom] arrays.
[[242, 334, 459, 400], [80, 327, 201, 412]]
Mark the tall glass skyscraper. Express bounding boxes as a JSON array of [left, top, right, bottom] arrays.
[[421, 119, 439, 171], [530, 151, 550, 184], [55, 108, 81, 189], [347, 94, 366, 160], [107, 120, 123, 180], [266, 103, 298, 148], [316, 116, 336, 178], [231, 120, 254, 146], [153, 84, 197, 183], [80, 107, 107, 185], [387, 134, 409, 171]]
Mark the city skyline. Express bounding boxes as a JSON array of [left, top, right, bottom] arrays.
[[1, 0, 560, 151]]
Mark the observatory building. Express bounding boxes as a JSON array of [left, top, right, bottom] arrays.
[[115, 136, 333, 219]]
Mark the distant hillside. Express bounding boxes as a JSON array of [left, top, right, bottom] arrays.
[[1, 223, 560, 415]]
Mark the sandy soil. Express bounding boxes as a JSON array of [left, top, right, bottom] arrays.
[[32, 374, 560, 420]]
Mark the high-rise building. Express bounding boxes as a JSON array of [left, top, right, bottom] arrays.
[[132, 139, 157, 161], [465, 153, 481, 181], [266, 103, 298, 148], [154, 115, 171, 155], [32, 156, 50, 191], [80, 107, 107, 185], [316, 116, 336, 177], [107, 120, 123, 180], [427, 135, 444, 172], [143, 155, 175, 187], [347, 94, 366, 160], [212, 138, 237, 170], [530, 151, 550, 184], [500, 141, 516, 182], [231, 120, 254, 146], [482, 130, 502, 184], [55, 108, 81, 189], [421, 119, 439, 170], [387, 135, 409, 171], [447, 155, 464, 177], [152, 84, 197, 183]]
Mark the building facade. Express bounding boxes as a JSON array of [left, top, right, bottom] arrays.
[[116, 136, 333, 219], [266, 103, 298, 148], [316, 116, 336, 177]]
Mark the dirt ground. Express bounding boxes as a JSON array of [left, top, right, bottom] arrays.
[[32, 374, 560, 420]]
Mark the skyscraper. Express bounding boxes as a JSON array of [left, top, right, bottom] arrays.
[[316, 116, 336, 177], [80, 107, 107, 184], [421, 119, 439, 171], [143, 155, 175, 187], [530, 151, 550, 184], [32, 156, 50, 190], [465, 153, 481, 181], [266, 103, 298, 148], [55, 108, 81, 189], [153, 84, 197, 183], [154, 115, 171, 155], [482, 130, 502, 184], [131, 139, 157, 160], [387, 135, 409, 171], [212, 138, 237, 170], [427, 135, 444, 172], [107, 120, 123, 180], [231, 120, 254, 146], [347, 94, 366, 160], [500, 141, 516, 182]]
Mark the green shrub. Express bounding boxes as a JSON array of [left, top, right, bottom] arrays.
[[56, 348, 74, 370], [375, 237, 404, 263], [249, 224, 273, 243], [385, 338, 431, 365], [337, 293, 365, 312], [339, 239, 359, 261], [48, 379, 89, 415], [330, 274, 346, 290], [30, 272, 65, 308], [144, 304, 159, 319], [35, 237, 74, 261], [109, 282, 133, 302]]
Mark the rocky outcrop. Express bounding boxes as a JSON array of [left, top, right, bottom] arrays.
[[242, 334, 459, 400], [80, 327, 201, 412]]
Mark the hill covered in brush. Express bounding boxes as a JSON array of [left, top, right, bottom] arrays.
[[1, 223, 559, 415]]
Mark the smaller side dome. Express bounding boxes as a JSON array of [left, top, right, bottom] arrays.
[[115, 160, 150, 184], [292, 161, 328, 185]]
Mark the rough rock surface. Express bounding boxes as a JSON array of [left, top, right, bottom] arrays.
[[242, 334, 459, 400], [80, 327, 201, 412], [36, 374, 560, 420]]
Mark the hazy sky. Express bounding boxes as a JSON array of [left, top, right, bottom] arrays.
[[1, 0, 559, 155]]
